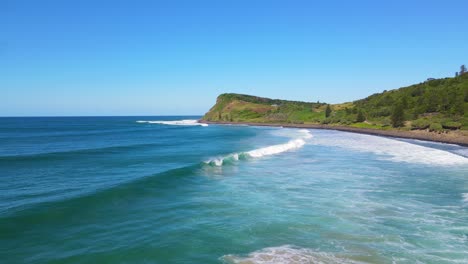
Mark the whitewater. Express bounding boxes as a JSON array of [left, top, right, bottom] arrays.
[[204, 129, 313, 166], [137, 119, 209, 126]]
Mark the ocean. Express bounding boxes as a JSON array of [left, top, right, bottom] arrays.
[[1, 116, 468, 264]]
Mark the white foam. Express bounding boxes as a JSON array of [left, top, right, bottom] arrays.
[[247, 139, 306, 158], [298, 129, 314, 139], [205, 129, 312, 166], [136, 120, 208, 127], [310, 131, 468, 166], [463, 193, 468, 203], [221, 245, 362, 264], [208, 153, 240, 166]]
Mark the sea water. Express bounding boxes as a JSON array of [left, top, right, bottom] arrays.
[[1, 116, 467, 263]]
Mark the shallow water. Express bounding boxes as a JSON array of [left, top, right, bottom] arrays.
[[1, 117, 467, 263]]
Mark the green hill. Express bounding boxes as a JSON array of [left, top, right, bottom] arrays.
[[202, 93, 326, 124], [202, 73, 468, 132]]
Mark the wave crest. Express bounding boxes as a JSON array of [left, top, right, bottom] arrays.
[[205, 130, 312, 166], [136, 120, 208, 126], [247, 139, 305, 158], [221, 245, 362, 264]]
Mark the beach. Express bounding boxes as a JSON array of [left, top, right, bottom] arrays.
[[200, 120, 468, 146]]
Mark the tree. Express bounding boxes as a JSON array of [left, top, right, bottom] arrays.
[[455, 72, 459, 77], [356, 110, 365, 122], [461, 65, 467, 75], [325, 104, 332, 118], [391, 103, 405, 127], [451, 89, 465, 115], [424, 90, 439, 112], [401, 96, 408, 109]]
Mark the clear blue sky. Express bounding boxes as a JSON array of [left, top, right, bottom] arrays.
[[1, 0, 467, 116]]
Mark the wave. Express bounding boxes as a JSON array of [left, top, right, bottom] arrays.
[[310, 130, 468, 166], [205, 129, 312, 166], [136, 119, 208, 126], [0, 142, 172, 161], [0, 127, 152, 140], [0, 164, 199, 221], [220, 245, 363, 264], [1, 129, 313, 218], [463, 193, 468, 203]]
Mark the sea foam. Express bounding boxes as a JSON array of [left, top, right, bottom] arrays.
[[310, 131, 468, 166], [136, 120, 208, 126], [463, 193, 468, 203], [220, 245, 362, 264], [205, 129, 312, 166]]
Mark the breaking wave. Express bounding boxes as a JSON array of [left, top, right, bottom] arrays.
[[220, 245, 363, 264], [136, 120, 208, 126], [205, 129, 312, 166]]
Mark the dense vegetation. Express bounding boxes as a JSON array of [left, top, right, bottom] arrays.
[[203, 68, 468, 132], [350, 71, 468, 131]]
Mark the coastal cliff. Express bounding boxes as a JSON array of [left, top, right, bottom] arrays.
[[201, 74, 468, 145]]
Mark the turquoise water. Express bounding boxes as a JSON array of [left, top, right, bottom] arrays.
[[1, 117, 468, 263]]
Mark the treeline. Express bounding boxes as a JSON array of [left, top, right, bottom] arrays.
[[216, 93, 322, 108], [325, 65, 468, 130]]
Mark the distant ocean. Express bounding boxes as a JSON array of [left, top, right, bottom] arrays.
[[1, 116, 468, 263]]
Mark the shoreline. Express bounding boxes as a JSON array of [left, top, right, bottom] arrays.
[[199, 120, 468, 147]]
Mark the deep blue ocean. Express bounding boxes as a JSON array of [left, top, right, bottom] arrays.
[[1, 116, 468, 264]]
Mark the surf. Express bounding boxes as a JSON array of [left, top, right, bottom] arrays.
[[136, 119, 208, 126], [204, 129, 312, 166], [221, 245, 364, 264], [309, 130, 468, 166]]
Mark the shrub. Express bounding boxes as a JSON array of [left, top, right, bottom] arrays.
[[429, 123, 443, 132], [356, 110, 365, 122], [325, 105, 332, 118], [321, 118, 331, 124], [340, 120, 352, 125], [442, 121, 462, 130], [291, 120, 304, 124], [381, 118, 391, 127], [411, 119, 430, 130]]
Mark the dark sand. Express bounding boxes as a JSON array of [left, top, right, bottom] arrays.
[[200, 121, 468, 147]]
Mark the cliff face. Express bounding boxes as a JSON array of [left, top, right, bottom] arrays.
[[201, 93, 323, 123], [202, 75, 468, 132]]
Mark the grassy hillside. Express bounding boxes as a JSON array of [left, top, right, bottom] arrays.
[[202, 93, 326, 123], [202, 73, 468, 132]]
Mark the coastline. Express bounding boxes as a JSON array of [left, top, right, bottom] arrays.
[[199, 120, 468, 147]]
